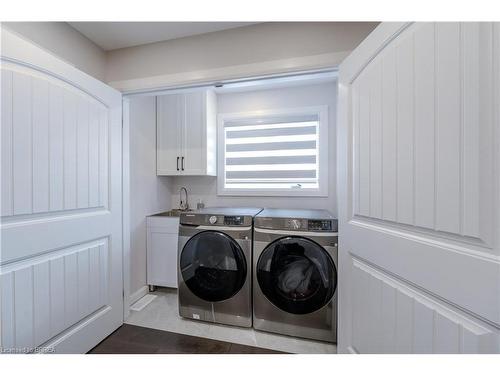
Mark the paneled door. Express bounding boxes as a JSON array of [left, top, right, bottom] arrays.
[[337, 22, 500, 353], [1, 28, 123, 353]]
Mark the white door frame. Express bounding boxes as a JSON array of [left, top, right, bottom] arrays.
[[120, 68, 340, 314], [122, 98, 131, 319]]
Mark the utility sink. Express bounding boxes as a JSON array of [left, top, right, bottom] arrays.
[[153, 209, 194, 217]]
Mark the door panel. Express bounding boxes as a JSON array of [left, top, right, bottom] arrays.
[[395, 31, 414, 225], [48, 83, 64, 211], [414, 23, 435, 228], [380, 47, 397, 222], [435, 23, 461, 234], [1, 69, 109, 218], [350, 258, 496, 354], [338, 22, 500, 353], [11, 71, 32, 215], [1, 28, 123, 353], [349, 22, 496, 244], [1, 240, 108, 350]]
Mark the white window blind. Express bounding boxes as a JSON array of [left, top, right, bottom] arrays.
[[222, 114, 320, 191]]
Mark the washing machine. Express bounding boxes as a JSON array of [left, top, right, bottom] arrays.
[[253, 208, 338, 342], [178, 207, 262, 328]]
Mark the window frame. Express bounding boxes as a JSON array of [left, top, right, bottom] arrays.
[[217, 105, 329, 197]]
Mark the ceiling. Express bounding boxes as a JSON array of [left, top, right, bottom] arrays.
[[68, 22, 258, 51]]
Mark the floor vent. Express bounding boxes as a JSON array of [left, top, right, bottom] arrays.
[[130, 294, 157, 311]]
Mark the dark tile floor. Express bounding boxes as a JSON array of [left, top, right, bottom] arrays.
[[88, 324, 286, 354]]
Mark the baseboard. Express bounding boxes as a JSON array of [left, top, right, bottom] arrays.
[[129, 285, 149, 306]]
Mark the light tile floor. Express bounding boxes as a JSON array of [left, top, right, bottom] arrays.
[[126, 288, 337, 354]]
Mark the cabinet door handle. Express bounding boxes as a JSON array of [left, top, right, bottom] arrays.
[[176, 156, 180, 171], [181, 156, 185, 171]]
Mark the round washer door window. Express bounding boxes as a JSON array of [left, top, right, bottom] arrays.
[[256, 236, 336, 314], [180, 230, 247, 302]]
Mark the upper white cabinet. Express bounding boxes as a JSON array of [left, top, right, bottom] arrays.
[[157, 90, 217, 176]]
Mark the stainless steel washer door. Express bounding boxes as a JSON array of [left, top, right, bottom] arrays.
[[256, 236, 337, 315], [180, 230, 247, 302]]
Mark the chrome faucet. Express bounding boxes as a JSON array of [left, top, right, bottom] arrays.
[[179, 187, 189, 211]]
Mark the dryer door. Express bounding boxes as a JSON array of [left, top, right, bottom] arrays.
[[257, 236, 337, 314], [180, 230, 247, 302]]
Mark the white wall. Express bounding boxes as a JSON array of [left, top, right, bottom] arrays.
[[170, 81, 338, 215], [129, 96, 173, 297], [2, 22, 107, 81], [106, 22, 378, 90]]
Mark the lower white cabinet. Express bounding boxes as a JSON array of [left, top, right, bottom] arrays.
[[146, 215, 179, 288]]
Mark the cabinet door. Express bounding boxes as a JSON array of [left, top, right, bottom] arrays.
[[182, 91, 206, 175], [157, 94, 182, 175], [147, 229, 178, 288]]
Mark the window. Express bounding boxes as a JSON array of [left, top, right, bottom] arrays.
[[217, 106, 328, 196]]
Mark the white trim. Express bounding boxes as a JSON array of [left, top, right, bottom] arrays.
[[217, 106, 329, 197], [254, 227, 338, 237], [129, 285, 149, 306], [109, 51, 349, 94], [122, 98, 131, 320]]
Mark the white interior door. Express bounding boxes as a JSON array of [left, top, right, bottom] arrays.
[[1, 29, 123, 353], [337, 22, 500, 353]]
